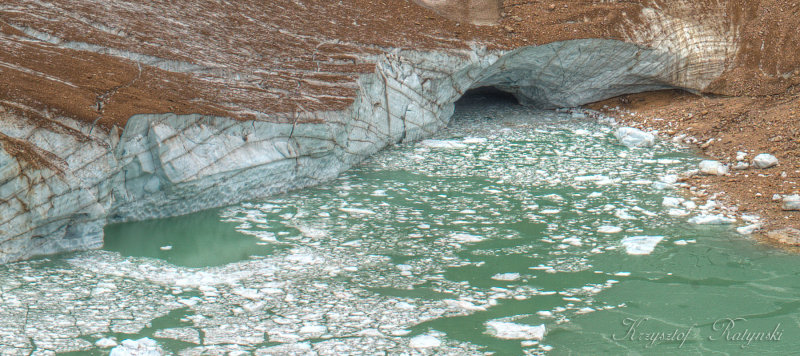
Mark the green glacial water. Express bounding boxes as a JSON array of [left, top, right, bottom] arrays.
[[1, 93, 798, 355]]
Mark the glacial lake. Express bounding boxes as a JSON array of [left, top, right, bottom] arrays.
[[1, 93, 798, 355]]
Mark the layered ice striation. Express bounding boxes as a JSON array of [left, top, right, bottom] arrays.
[[1, 39, 717, 263]]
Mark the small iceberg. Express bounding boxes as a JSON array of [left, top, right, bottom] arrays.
[[621, 236, 664, 255]]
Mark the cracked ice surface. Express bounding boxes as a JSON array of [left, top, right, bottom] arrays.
[[0, 99, 713, 355]]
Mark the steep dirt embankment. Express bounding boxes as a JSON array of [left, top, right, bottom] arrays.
[[0, 0, 798, 261]]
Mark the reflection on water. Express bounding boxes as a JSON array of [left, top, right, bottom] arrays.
[[104, 209, 282, 268], [1, 92, 798, 355]]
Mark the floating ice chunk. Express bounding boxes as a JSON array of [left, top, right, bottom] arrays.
[[109, 338, 162, 356], [409, 334, 442, 348], [338, 207, 376, 215], [752, 153, 779, 169], [536, 310, 553, 317], [485, 321, 546, 340], [737, 224, 762, 235], [444, 299, 486, 311], [688, 214, 736, 225], [573, 129, 591, 136], [668, 209, 690, 217], [341, 239, 362, 247], [371, 190, 387, 196], [463, 137, 488, 144], [355, 328, 384, 337], [630, 179, 653, 185], [574, 175, 608, 182], [614, 209, 636, 220], [598, 226, 622, 234], [674, 240, 688, 246], [614, 272, 631, 277], [297, 226, 327, 239], [492, 272, 522, 281], [631, 206, 657, 217], [576, 307, 595, 315], [233, 288, 262, 300], [395, 302, 416, 310], [419, 139, 467, 149], [96, 337, 118, 348], [660, 174, 679, 184], [238, 230, 278, 242], [615, 127, 655, 148], [257, 342, 313, 354], [699, 160, 729, 176], [542, 194, 564, 202], [588, 192, 603, 198], [621, 236, 664, 255], [658, 159, 682, 165], [662, 197, 684, 208], [563, 237, 582, 246], [299, 325, 327, 335], [540, 209, 561, 215], [286, 253, 323, 264], [682, 201, 698, 210], [159, 245, 172, 251], [449, 233, 485, 243]]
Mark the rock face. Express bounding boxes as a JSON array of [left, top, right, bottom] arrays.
[[0, 0, 798, 262]]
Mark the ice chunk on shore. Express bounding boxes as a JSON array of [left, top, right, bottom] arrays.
[[621, 236, 664, 255], [752, 153, 779, 169], [783, 195, 800, 211], [485, 321, 546, 340], [737, 224, 762, 235], [699, 160, 729, 176], [615, 127, 655, 148]]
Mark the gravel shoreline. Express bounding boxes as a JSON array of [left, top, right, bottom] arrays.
[[588, 89, 800, 246]]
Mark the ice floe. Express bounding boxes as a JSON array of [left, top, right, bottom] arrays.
[[621, 236, 664, 255], [485, 320, 546, 340]]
